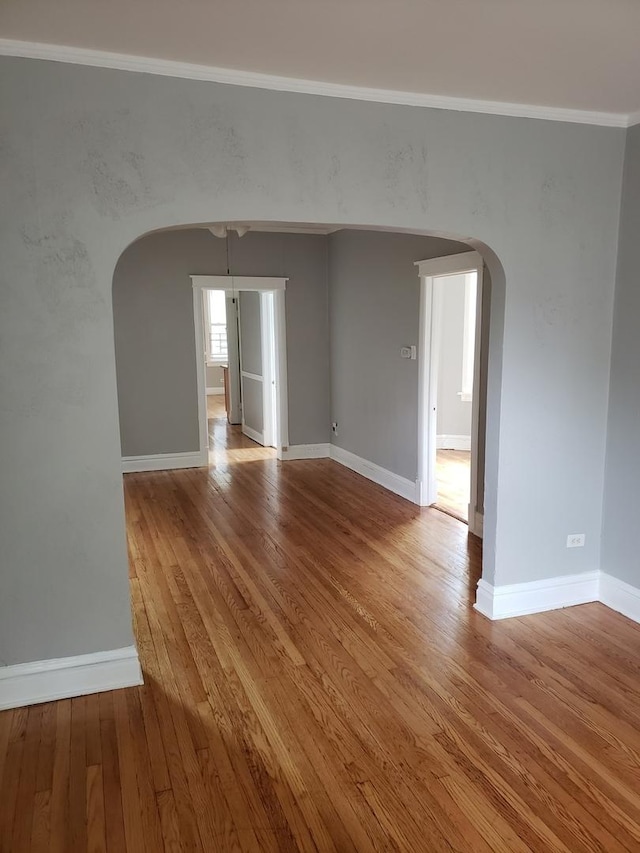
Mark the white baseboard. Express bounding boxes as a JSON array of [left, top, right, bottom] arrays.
[[206, 386, 224, 395], [599, 573, 640, 624], [241, 424, 264, 445], [330, 444, 418, 503], [122, 449, 208, 473], [437, 434, 471, 451], [474, 571, 600, 620], [281, 443, 331, 460], [0, 646, 143, 711], [468, 507, 484, 538]]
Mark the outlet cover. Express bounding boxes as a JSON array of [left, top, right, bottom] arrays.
[[566, 534, 585, 548]]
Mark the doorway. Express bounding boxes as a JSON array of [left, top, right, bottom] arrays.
[[416, 252, 484, 535], [191, 275, 289, 463]]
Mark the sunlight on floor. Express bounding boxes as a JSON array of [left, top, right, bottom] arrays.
[[436, 449, 470, 522]]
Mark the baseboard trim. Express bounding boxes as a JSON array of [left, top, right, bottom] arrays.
[[0, 645, 143, 711], [122, 449, 208, 473], [469, 507, 484, 538], [241, 425, 263, 445], [600, 573, 640, 624], [281, 443, 331, 460], [330, 445, 418, 503], [474, 571, 600, 620], [206, 386, 224, 395], [437, 434, 471, 451]]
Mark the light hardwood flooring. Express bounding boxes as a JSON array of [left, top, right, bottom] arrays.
[[2, 408, 640, 850], [436, 449, 470, 523]]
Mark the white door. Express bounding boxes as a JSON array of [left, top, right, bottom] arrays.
[[237, 291, 277, 447]]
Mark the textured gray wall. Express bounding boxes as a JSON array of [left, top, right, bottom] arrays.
[[0, 56, 625, 666], [602, 125, 640, 587], [113, 229, 330, 456], [437, 275, 473, 438], [328, 230, 468, 480]]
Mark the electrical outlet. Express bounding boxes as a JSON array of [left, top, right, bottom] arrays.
[[331, 422, 338, 435], [566, 533, 585, 548], [400, 346, 412, 359]]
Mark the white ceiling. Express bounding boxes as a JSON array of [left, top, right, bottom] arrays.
[[2, 0, 640, 121]]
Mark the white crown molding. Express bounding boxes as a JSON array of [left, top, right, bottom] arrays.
[[0, 38, 633, 128], [0, 645, 143, 711]]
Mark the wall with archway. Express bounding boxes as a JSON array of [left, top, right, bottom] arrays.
[[0, 56, 625, 668]]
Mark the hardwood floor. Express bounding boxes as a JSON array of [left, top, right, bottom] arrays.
[[2, 410, 640, 850], [435, 449, 470, 523]]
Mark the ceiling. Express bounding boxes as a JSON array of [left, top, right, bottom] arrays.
[[1, 0, 640, 122]]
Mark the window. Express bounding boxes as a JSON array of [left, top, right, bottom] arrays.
[[204, 290, 228, 363], [460, 271, 478, 402]]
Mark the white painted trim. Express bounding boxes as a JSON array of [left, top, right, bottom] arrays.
[[0, 39, 631, 128], [281, 443, 331, 460], [241, 424, 263, 445], [599, 573, 640, 624], [469, 508, 484, 538], [241, 370, 263, 383], [475, 569, 640, 626], [206, 386, 224, 395], [191, 275, 287, 291], [122, 449, 207, 473], [436, 434, 471, 451], [627, 110, 640, 128], [330, 445, 418, 504], [192, 277, 288, 459], [416, 251, 483, 277], [417, 252, 483, 524], [474, 572, 600, 620], [0, 646, 143, 711]]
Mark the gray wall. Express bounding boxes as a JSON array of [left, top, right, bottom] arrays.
[[113, 229, 330, 457], [206, 364, 224, 391], [602, 125, 640, 587], [0, 56, 625, 667], [328, 230, 468, 481], [437, 274, 473, 438]]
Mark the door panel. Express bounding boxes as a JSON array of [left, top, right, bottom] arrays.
[[238, 292, 265, 445]]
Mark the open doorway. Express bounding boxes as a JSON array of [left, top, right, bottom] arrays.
[[416, 252, 484, 535], [192, 275, 289, 463]]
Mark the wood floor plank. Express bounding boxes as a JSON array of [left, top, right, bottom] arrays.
[[3, 402, 640, 852]]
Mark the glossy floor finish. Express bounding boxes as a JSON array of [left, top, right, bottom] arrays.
[[2, 416, 640, 850], [435, 449, 471, 523]]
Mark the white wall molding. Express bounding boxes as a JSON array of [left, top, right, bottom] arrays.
[[437, 434, 471, 451], [0, 39, 632, 128], [469, 508, 484, 539], [330, 445, 418, 503], [241, 424, 264, 446], [0, 646, 143, 711], [206, 386, 224, 396], [600, 573, 640, 624], [476, 570, 640, 625], [280, 443, 331, 460], [122, 449, 208, 473], [474, 572, 600, 620]]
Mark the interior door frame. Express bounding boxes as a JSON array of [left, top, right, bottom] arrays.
[[191, 275, 289, 461], [415, 252, 484, 536]]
